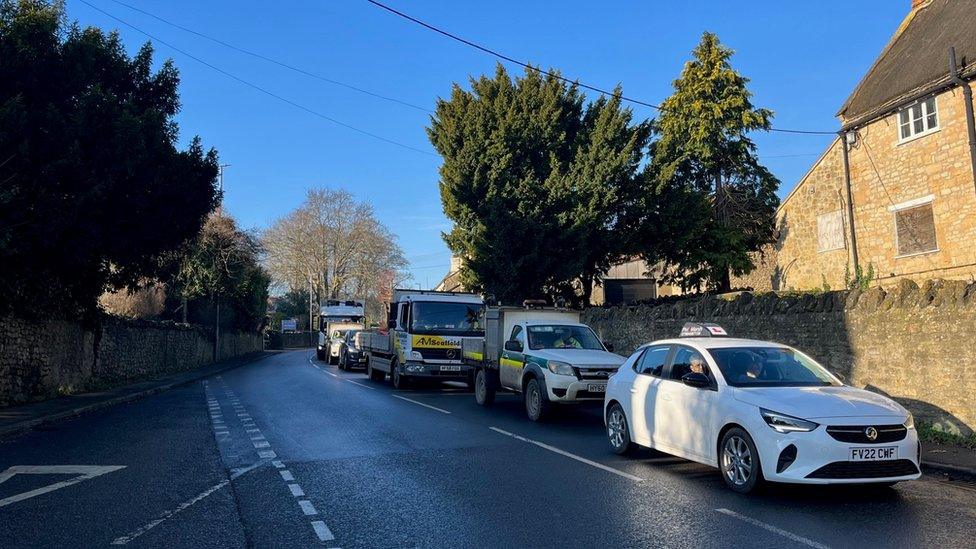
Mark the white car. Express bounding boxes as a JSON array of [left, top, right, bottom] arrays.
[[604, 323, 921, 493]]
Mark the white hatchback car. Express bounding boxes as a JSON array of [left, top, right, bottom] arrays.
[[604, 323, 921, 493]]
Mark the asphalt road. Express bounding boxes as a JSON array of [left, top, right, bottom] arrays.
[[1, 350, 974, 548]]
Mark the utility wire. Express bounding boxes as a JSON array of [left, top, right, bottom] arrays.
[[106, 0, 432, 114], [364, 0, 837, 136], [79, 0, 436, 156]]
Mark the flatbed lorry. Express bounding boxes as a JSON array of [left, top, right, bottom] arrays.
[[360, 289, 484, 390]]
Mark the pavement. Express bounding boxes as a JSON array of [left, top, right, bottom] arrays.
[[0, 351, 273, 438], [1, 350, 975, 548]]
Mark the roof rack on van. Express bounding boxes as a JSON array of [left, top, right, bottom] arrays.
[[679, 322, 728, 338]]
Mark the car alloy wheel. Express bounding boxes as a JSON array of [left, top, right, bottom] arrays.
[[722, 434, 753, 487], [607, 408, 626, 450]]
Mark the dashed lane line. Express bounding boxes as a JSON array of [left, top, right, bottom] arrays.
[[345, 380, 375, 390], [489, 426, 644, 482], [392, 394, 452, 414], [311, 521, 335, 542], [715, 508, 832, 549], [299, 500, 318, 515]]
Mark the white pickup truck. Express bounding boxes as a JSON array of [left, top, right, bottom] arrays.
[[462, 303, 625, 421]]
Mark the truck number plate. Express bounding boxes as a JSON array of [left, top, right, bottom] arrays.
[[849, 447, 897, 461], [587, 383, 607, 393], [440, 365, 461, 372]]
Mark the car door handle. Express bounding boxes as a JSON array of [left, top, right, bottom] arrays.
[[630, 388, 638, 394]]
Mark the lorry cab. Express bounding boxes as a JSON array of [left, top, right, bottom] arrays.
[[464, 304, 625, 421], [361, 289, 485, 389]]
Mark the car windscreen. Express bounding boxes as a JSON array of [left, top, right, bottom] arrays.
[[527, 325, 603, 350], [707, 347, 840, 387], [409, 302, 484, 336]]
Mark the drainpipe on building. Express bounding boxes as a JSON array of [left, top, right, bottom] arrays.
[[839, 133, 860, 268], [949, 47, 976, 196]]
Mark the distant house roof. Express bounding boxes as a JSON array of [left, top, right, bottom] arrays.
[[838, 0, 976, 124], [433, 269, 464, 292]]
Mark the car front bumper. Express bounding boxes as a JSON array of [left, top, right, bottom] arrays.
[[546, 377, 608, 402], [753, 419, 922, 484], [401, 361, 473, 379]]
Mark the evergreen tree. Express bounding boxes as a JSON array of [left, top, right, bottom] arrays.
[[647, 32, 779, 292], [429, 65, 649, 304]]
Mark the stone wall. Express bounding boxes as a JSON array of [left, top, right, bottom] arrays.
[[583, 278, 976, 435], [0, 316, 263, 406]]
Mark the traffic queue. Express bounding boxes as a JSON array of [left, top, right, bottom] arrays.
[[318, 290, 921, 494]]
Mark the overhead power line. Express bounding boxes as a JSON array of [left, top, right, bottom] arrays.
[[106, 0, 432, 114], [364, 0, 837, 136], [78, 0, 436, 156]]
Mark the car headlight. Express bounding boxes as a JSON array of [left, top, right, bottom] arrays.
[[904, 413, 915, 429], [760, 408, 819, 433], [409, 351, 423, 360], [546, 360, 575, 376]]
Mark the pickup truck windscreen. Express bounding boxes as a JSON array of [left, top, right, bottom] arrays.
[[409, 302, 484, 336], [527, 325, 603, 350]]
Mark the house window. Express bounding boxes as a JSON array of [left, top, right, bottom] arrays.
[[898, 97, 938, 141], [817, 210, 846, 252], [890, 196, 938, 257]]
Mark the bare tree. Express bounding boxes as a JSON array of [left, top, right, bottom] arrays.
[[263, 188, 408, 320]]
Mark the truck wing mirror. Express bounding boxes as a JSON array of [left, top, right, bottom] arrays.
[[504, 340, 523, 353]]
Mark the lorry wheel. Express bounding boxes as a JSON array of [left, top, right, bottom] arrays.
[[474, 369, 495, 406], [392, 366, 409, 390], [367, 361, 385, 382], [524, 377, 549, 422]]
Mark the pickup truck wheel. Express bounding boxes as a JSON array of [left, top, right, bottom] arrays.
[[367, 361, 385, 382], [474, 369, 495, 406], [392, 365, 409, 390], [606, 403, 636, 455], [524, 377, 549, 422]]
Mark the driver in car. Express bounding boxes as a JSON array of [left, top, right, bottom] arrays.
[[553, 331, 582, 349]]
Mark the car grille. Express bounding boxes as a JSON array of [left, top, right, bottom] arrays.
[[806, 459, 918, 479], [575, 367, 616, 380], [417, 348, 461, 361], [826, 424, 907, 444]]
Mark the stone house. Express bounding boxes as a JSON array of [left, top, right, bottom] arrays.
[[751, 0, 976, 291]]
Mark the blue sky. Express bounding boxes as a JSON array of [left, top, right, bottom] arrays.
[[68, 0, 907, 285]]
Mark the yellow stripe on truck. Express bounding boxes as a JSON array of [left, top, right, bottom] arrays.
[[463, 351, 483, 360], [500, 358, 523, 368]]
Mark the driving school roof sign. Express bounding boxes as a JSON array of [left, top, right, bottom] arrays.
[[679, 322, 728, 337]]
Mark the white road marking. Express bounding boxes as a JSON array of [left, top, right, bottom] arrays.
[[488, 427, 643, 482], [280, 470, 295, 482], [346, 380, 374, 390], [258, 450, 277, 459], [272, 460, 285, 469], [392, 395, 451, 414], [250, 435, 266, 441], [246, 428, 261, 434], [0, 465, 127, 508], [311, 521, 335, 541], [288, 484, 305, 497], [715, 508, 832, 549], [299, 500, 317, 515], [111, 461, 263, 545], [253, 441, 271, 448]]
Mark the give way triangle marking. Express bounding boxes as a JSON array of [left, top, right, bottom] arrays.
[[0, 465, 126, 508]]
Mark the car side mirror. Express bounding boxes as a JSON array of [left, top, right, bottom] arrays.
[[504, 340, 523, 353], [603, 341, 614, 352], [681, 372, 710, 389]]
